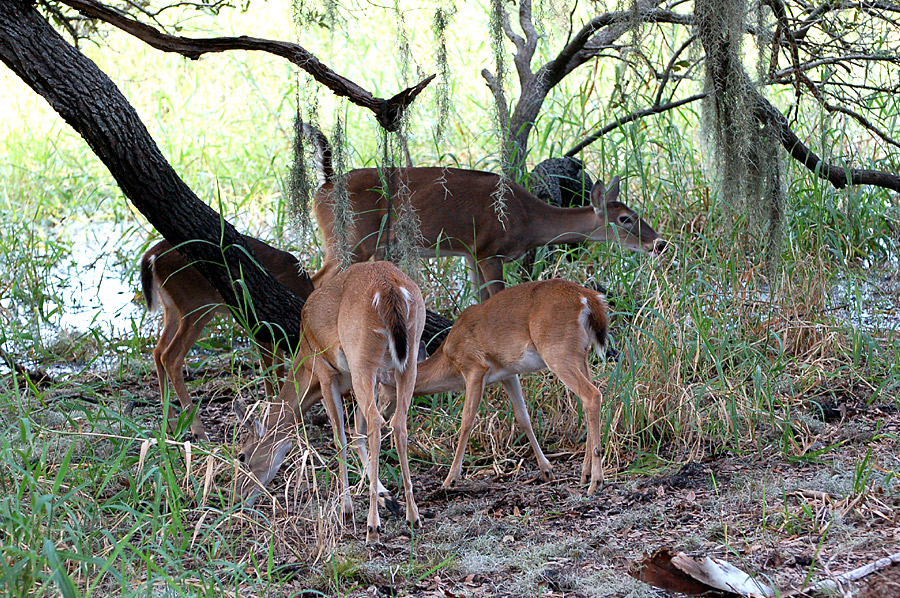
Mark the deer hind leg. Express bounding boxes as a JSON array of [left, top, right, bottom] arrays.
[[500, 375, 553, 481], [442, 366, 488, 488], [547, 357, 605, 495], [353, 406, 401, 517], [392, 365, 420, 528], [155, 307, 214, 441], [317, 369, 353, 521], [351, 373, 385, 543]]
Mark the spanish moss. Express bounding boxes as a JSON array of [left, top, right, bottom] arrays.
[[431, 3, 455, 145], [488, 0, 512, 223], [696, 0, 784, 268], [329, 112, 354, 269]]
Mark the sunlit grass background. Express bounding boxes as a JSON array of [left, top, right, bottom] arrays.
[[1, 1, 898, 596]]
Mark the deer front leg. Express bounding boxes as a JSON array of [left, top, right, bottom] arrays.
[[500, 376, 553, 481], [476, 257, 506, 301], [258, 341, 281, 397], [393, 366, 420, 528], [318, 370, 353, 520], [443, 366, 488, 488]]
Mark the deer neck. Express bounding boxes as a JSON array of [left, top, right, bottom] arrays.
[[413, 348, 465, 396], [525, 202, 607, 247]]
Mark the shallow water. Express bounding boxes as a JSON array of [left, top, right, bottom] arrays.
[[2, 217, 897, 377]]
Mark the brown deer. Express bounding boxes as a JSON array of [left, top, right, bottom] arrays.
[[140, 237, 314, 441], [303, 124, 666, 300], [235, 261, 425, 543], [380, 278, 611, 494]]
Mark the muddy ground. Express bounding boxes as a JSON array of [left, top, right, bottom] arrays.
[[108, 365, 899, 598]]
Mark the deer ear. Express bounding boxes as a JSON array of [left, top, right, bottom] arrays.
[[234, 399, 249, 421], [235, 400, 267, 438], [590, 180, 606, 208], [604, 176, 621, 203]]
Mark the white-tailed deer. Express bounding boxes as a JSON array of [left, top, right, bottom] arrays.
[[304, 124, 666, 300], [381, 278, 611, 494], [235, 261, 425, 543], [141, 237, 315, 441]]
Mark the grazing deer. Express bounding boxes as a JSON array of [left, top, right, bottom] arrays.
[[303, 124, 666, 300], [235, 261, 425, 543], [380, 278, 611, 494], [141, 237, 315, 441]]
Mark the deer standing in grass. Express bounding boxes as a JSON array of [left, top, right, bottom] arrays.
[[141, 238, 314, 441], [381, 278, 611, 494], [303, 124, 666, 300], [235, 261, 425, 543]]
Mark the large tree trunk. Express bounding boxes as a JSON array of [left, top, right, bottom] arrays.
[[0, 0, 453, 350]]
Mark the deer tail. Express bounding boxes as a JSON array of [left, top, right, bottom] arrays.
[[140, 251, 159, 313], [300, 122, 334, 186], [581, 293, 609, 357], [373, 285, 411, 371]]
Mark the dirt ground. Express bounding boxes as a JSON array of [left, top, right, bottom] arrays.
[[117, 368, 900, 598]]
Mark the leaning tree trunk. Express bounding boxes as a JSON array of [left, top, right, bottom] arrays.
[[0, 0, 304, 348], [0, 0, 453, 351]]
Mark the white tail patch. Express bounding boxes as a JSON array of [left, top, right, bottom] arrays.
[[399, 286, 412, 317], [579, 296, 605, 356]]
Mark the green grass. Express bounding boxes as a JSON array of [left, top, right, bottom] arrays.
[[1, 1, 899, 596]]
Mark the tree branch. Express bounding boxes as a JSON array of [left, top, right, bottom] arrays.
[[754, 93, 900, 193], [565, 92, 710, 157], [52, 0, 434, 131]]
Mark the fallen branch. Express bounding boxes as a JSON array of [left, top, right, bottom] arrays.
[[785, 551, 900, 596], [53, 0, 433, 131], [0, 347, 53, 386]]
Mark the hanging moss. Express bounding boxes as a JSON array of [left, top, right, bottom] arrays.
[[329, 113, 354, 269], [287, 107, 312, 233], [431, 4, 455, 145], [286, 72, 322, 245], [696, 0, 784, 267], [488, 0, 512, 221]]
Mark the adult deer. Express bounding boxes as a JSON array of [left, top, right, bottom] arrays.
[[304, 125, 666, 300], [141, 237, 315, 441], [235, 261, 424, 543], [381, 278, 611, 494]]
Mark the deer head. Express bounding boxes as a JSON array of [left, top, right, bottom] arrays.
[[590, 176, 668, 255], [233, 400, 294, 506]]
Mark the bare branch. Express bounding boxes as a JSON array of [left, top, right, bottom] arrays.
[[823, 103, 900, 150], [655, 33, 698, 106], [518, 0, 540, 74], [482, 68, 510, 131], [53, 0, 434, 131], [565, 92, 710, 157], [771, 53, 900, 79]]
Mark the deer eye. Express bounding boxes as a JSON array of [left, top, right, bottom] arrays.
[[618, 214, 634, 226], [238, 452, 247, 464]]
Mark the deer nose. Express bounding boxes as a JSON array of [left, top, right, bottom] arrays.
[[652, 239, 669, 254]]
